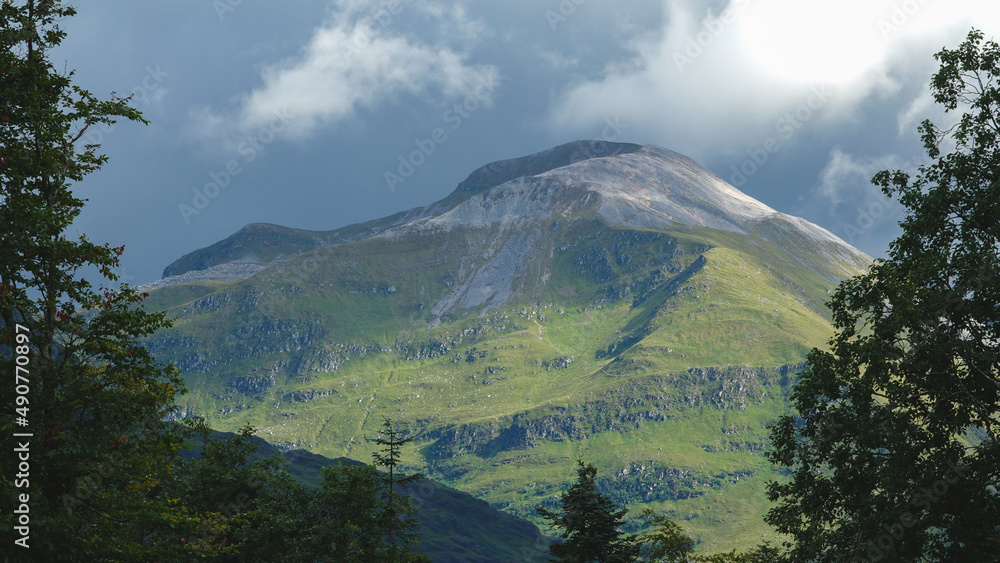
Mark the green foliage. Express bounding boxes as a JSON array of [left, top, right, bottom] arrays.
[[765, 28, 1000, 562], [312, 461, 430, 562], [165, 424, 434, 562], [538, 466, 771, 563], [629, 508, 778, 562], [313, 462, 389, 560], [170, 423, 294, 560], [538, 460, 640, 563], [0, 1, 205, 559], [636, 508, 697, 562], [372, 418, 431, 562]]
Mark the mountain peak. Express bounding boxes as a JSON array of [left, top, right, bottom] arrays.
[[159, 141, 867, 287], [422, 143, 778, 235], [454, 140, 643, 193], [404, 142, 867, 293], [547, 143, 778, 230]]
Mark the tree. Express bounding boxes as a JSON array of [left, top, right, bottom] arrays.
[[170, 424, 410, 562], [311, 461, 392, 561], [765, 28, 1000, 562], [173, 422, 432, 562], [538, 460, 639, 563], [0, 1, 199, 559], [171, 423, 298, 561], [371, 417, 431, 562], [635, 509, 697, 562]]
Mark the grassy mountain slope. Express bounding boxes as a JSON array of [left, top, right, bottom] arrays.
[[145, 142, 870, 552]]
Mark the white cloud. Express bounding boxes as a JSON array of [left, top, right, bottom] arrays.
[[192, 0, 498, 149], [545, 0, 1000, 159]]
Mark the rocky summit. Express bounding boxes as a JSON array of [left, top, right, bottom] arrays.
[[143, 140, 871, 551]]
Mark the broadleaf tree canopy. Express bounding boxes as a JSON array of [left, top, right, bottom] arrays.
[[765, 28, 1000, 562]]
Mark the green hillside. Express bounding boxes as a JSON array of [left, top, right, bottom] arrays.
[[147, 228, 848, 550], [144, 142, 871, 553]]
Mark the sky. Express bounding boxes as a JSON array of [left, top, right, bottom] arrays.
[[51, 0, 1000, 285]]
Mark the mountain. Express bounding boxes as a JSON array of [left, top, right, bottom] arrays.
[[157, 141, 648, 281], [143, 140, 871, 552]]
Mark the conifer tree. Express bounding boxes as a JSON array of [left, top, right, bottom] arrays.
[[537, 460, 639, 563], [371, 417, 430, 563]]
